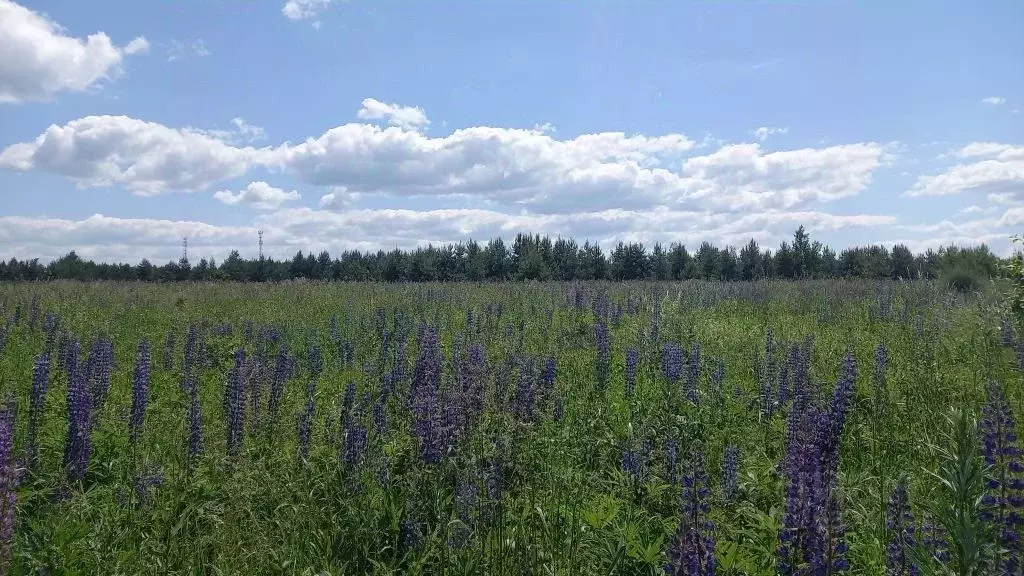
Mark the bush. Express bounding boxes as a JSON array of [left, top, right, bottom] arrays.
[[940, 265, 986, 293]]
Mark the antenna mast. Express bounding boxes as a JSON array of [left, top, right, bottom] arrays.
[[258, 229, 264, 260], [181, 237, 188, 262]]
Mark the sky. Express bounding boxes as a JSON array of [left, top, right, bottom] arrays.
[[0, 0, 1022, 264]]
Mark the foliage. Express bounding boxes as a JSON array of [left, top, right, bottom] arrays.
[[0, 278, 1016, 574]]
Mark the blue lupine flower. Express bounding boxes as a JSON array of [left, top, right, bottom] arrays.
[[63, 339, 93, 482], [625, 347, 639, 398], [309, 343, 323, 379], [886, 479, 919, 576], [0, 399, 17, 568], [224, 349, 247, 458], [268, 344, 291, 423], [981, 380, 1024, 574], [665, 449, 717, 575], [662, 343, 685, 384], [129, 339, 152, 444], [184, 373, 204, 464], [411, 325, 445, 464], [27, 353, 51, 467], [722, 445, 739, 501], [298, 378, 317, 461], [666, 438, 679, 486]]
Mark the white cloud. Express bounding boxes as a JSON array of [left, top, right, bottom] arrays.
[[167, 39, 211, 61], [2, 104, 889, 217], [0, 0, 148, 103], [124, 36, 150, 55], [980, 96, 1006, 106], [214, 181, 300, 210], [753, 126, 788, 141], [282, 0, 332, 21], [230, 117, 266, 143], [0, 115, 265, 194], [356, 98, 430, 130], [960, 205, 985, 214], [0, 206, 897, 264], [907, 142, 1024, 197]]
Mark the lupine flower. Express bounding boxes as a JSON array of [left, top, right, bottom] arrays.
[[184, 374, 204, 464], [0, 399, 17, 569], [666, 449, 717, 575], [182, 324, 200, 380], [595, 320, 610, 390], [224, 348, 247, 458], [625, 347, 639, 398], [513, 357, 536, 422], [980, 380, 1024, 573], [134, 466, 164, 506], [343, 424, 368, 469], [886, 479, 918, 576], [297, 379, 316, 461], [309, 343, 323, 379], [163, 331, 176, 371], [129, 339, 152, 444], [400, 518, 423, 551], [553, 396, 564, 423], [777, 353, 855, 575], [27, 352, 51, 467], [722, 445, 739, 501], [411, 326, 445, 464], [64, 340, 93, 482], [776, 360, 790, 409], [666, 438, 679, 486], [268, 344, 291, 423], [662, 343, 685, 384], [919, 516, 950, 566], [448, 480, 477, 549]]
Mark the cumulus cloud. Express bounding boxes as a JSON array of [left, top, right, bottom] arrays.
[[980, 96, 1006, 106], [1, 103, 891, 217], [356, 98, 430, 130], [0, 206, 896, 263], [282, 0, 332, 21], [906, 143, 1024, 197], [0, 115, 264, 194], [166, 39, 211, 62], [753, 126, 788, 141], [214, 181, 300, 210], [0, 0, 149, 103]]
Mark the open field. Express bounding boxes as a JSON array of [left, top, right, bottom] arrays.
[[0, 280, 1017, 575]]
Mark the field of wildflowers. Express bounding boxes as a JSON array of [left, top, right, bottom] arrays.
[[0, 279, 1018, 574]]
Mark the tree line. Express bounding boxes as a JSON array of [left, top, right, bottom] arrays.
[[0, 226, 1004, 283]]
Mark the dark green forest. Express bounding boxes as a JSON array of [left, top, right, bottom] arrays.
[[0, 225, 1005, 283]]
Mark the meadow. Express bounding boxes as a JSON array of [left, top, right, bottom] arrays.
[[0, 279, 1017, 575]]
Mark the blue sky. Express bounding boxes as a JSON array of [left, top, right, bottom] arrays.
[[1, 0, 1021, 263]]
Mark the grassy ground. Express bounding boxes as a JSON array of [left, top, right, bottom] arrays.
[[0, 279, 1014, 575]]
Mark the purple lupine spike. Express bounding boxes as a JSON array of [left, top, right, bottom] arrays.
[[248, 354, 264, 435], [182, 324, 199, 380], [0, 399, 17, 570], [268, 344, 291, 423], [886, 479, 919, 576], [297, 379, 316, 461], [981, 380, 1024, 574], [460, 344, 488, 422], [919, 516, 950, 566], [372, 397, 388, 436], [343, 424, 368, 469], [722, 445, 739, 501], [27, 352, 51, 467], [620, 441, 639, 480], [63, 339, 93, 482], [776, 359, 790, 409], [133, 465, 164, 506], [411, 325, 444, 464], [625, 347, 639, 398], [184, 373, 204, 464], [308, 343, 323, 379], [666, 438, 679, 486], [821, 352, 857, 480], [665, 449, 717, 575], [163, 330, 176, 371], [129, 339, 152, 444], [595, 320, 610, 391], [662, 342, 685, 385], [448, 480, 477, 549], [89, 337, 115, 415], [513, 357, 536, 422], [553, 396, 564, 423], [224, 348, 247, 458], [873, 342, 889, 402]]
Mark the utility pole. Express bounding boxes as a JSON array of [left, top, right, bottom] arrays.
[[258, 230, 264, 260]]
